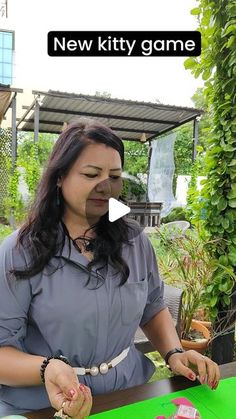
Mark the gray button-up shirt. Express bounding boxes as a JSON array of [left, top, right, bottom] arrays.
[[0, 223, 166, 415]]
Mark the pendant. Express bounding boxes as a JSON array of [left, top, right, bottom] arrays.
[[54, 408, 71, 419]]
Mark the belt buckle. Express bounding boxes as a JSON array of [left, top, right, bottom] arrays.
[[90, 362, 109, 376]]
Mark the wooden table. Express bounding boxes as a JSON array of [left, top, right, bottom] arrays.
[[24, 362, 236, 418]]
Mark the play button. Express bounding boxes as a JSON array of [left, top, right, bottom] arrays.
[[108, 198, 131, 222]]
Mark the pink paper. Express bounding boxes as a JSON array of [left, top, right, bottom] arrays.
[[171, 397, 194, 408]]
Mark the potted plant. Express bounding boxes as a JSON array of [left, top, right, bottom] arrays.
[[150, 226, 235, 353], [193, 307, 212, 331]]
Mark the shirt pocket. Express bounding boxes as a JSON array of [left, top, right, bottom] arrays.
[[119, 278, 148, 325]]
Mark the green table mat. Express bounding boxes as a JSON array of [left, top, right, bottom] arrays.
[[90, 377, 236, 419]]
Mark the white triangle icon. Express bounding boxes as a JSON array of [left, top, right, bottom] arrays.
[[108, 198, 130, 222]]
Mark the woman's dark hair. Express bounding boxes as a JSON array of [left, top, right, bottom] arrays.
[[12, 118, 133, 285]]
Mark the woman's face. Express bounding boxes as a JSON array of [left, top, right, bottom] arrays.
[[59, 142, 123, 224]]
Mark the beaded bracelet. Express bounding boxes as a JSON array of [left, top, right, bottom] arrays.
[[40, 355, 70, 384]]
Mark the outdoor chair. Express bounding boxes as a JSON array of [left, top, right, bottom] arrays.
[[144, 221, 190, 237], [134, 283, 183, 353], [161, 220, 190, 238]]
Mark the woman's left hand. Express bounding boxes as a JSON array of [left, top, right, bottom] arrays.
[[167, 349, 220, 390]]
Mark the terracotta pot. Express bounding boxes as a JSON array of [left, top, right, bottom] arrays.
[[196, 319, 212, 331], [193, 309, 212, 331], [181, 319, 211, 354]]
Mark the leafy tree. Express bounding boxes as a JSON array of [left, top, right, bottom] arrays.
[[123, 140, 148, 176], [95, 91, 111, 98], [174, 122, 193, 177], [191, 88, 213, 150], [18, 133, 56, 198], [3, 133, 56, 226], [18, 132, 56, 166], [174, 87, 212, 177], [122, 141, 148, 200]]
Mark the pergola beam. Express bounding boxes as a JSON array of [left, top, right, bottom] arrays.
[[0, 86, 23, 93], [22, 105, 177, 126], [16, 98, 37, 129], [147, 115, 200, 141], [21, 127, 143, 142], [19, 118, 160, 135]]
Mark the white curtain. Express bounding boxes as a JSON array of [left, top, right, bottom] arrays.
[[147, 132, 178, 217]]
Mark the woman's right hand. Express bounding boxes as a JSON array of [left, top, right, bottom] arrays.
[[44, 359, 92, 418]]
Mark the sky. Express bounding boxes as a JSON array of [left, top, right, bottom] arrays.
[[2, 0, 202, 107]]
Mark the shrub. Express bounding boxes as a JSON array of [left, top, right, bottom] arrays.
[[0, 224, 14, 244], [161, 207, 189, 224]]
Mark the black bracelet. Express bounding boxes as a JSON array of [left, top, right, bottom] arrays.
[[40, 355, 70, 384]]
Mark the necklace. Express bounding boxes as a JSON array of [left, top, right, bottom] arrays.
[[72, 236, 95, 253]]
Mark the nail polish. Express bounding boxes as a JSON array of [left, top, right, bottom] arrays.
[[213, 381, 218, 390], [68, 388, 76, 399], [79, 383, 86, 392]]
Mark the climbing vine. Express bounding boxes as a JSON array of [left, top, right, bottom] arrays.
[[3, 159, 24, 226], [3, 134, 55, 226], [184, 0, 236, 319]]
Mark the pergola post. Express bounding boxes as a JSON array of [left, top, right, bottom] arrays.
[[11, 94, 17, 168], [146, 140, 152, 203], [34, 98, 40, 142], [192, 117, 199, 162]]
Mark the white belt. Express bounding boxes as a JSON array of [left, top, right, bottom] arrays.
[[73, 347, 130, 376]]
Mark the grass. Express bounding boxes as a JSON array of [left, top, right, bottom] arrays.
[[0, 223, 14, 244], [147, 351, 174, 382]]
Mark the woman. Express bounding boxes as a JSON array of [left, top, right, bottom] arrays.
[[0, 119, 220, 418]]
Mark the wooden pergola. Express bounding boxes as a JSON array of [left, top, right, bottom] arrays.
[[17, 90, 202, 160]]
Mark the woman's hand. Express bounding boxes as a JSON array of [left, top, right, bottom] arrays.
[[44, 359, 92, 418], [168, 350, 220, 390]]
